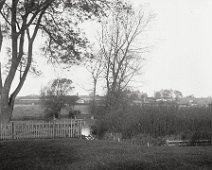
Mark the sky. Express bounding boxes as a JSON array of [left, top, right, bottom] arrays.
[[2, 0, 212, 97], [130, 0, 212, 97]]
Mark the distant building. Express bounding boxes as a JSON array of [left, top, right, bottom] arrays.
[[177, 97, 198, 108], [139, 97, 178, 110], [76, 95, 91, 104], [76, 98, 87, 104], [142, 101, 178, 110]]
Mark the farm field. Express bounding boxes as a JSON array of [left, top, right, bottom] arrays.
[[12, 105, 45, 120], [12, 104, 90, 120], [0, 139, 212, 170]]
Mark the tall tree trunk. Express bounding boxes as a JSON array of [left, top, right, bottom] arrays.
[[0, 0, 18, 123], [0, 103, 13, 123], [0, 91, 14, 123], [91, 78, 97, 114]]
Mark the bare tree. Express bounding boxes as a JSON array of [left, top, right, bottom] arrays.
[[86, 51, 104, 113], [0, 0, 109, 122], [99, 1, 152, 110]]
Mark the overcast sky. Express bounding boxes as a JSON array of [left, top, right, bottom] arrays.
[[139, 0, 212, 97], [7, 0, 212, 97]]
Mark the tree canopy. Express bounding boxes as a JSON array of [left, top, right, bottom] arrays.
[[154, 89, 183, 100]]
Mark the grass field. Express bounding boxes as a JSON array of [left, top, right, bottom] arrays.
[[12, 104, 90, 120], [0, 139, 212, 170], [12, 105, 45, 120]]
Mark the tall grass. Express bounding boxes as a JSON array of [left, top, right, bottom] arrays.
[[93, 105, 212, 141]]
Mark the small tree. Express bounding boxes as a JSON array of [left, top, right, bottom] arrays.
[[40, 78, 74, 119]]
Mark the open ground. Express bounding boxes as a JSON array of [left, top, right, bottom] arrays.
[[0, 139, 212, 170]]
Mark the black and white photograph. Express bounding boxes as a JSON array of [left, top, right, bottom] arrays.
[[0, 0, 212, 169]]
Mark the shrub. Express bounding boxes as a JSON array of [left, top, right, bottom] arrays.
[[68, 110, 80, 119], [91, 120, 108, 138], [191, 129, 212, 141]]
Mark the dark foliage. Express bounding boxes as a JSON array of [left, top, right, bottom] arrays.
[[94, 104, 212, 140], [40, 78, 77, 119], [68, 110, 80, 119]]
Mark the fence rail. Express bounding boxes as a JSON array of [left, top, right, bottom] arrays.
[[0, 119, 85, 140]]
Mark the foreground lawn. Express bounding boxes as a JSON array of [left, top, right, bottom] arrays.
[[0, 139, 212, 170]]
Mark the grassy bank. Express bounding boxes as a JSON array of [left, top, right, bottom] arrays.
[[0, 139, 212, 170]]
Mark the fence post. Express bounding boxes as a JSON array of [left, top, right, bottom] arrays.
[[0, 123, 2, 140], [68, 123, 71, 138], [78, 120, 79, 137], [73, 120, 74, 137], [71, 119, 73, 137], [79, 120, 82, 137], [52, 119, 55, 139], [12, 122, 15, 139]]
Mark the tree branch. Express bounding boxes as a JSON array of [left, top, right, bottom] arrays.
[[0, 10, 11, 26], [10, 41, 32, 103], [10, 5, 48, 102], [17, 0, 54, 35], [0, 0, 5, 10], [0, 63, 2, 90], [0, 23, 3, 53]]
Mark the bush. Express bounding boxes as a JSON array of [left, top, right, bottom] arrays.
[[68, 110, 80, 119], [191, 129, 212, 141], [91, 120, 108, 138], [43, 110, 59, 119], [180, 130, 194, 140]]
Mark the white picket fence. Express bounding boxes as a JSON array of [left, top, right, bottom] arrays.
[[0, 119, 85, 140]]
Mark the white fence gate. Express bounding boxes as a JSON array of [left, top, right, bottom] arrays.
[[0, 119, 85, 140]]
